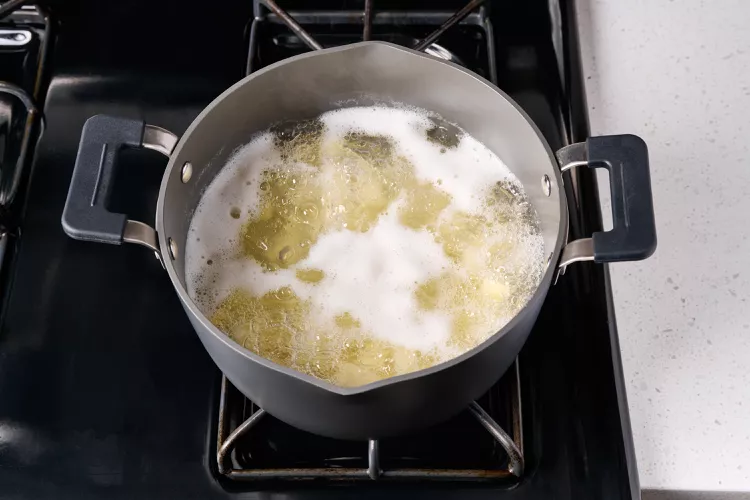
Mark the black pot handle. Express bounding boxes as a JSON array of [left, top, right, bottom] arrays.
[[556, 134, 657, 265], [61, 115, 177, 251]]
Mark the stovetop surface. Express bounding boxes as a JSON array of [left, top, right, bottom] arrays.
[[0, 0, 637, 498]]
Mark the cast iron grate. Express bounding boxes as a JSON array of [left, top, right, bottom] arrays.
[[216, 361, 523, 482]]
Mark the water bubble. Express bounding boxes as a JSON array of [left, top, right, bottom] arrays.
[[273, 286, 294, 302], [296, 202, 320, 224], [278, 246, 294, 263]]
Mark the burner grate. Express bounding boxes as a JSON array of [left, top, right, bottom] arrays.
[[246, 0, 497, 84], [216, 361, 523, 482]]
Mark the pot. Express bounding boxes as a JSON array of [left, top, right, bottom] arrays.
[[61, 42, 656, 440]]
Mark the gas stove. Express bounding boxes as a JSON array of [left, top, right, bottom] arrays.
[[0, 1, 639, 499]]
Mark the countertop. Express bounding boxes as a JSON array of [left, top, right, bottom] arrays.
[[576, 0, 750, 497]]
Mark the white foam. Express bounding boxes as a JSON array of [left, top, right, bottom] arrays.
[[299, 209, 452, 351], [185, 104, 544, 361], [188, 208, 454, 353], [185, 132, 277, 290], [321, 106, 515, 213]]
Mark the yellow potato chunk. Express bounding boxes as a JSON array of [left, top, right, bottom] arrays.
[[296, 268, 325, 284], [240, 170, 326, 270], [323, 134, 415, 233], [399, 181, 452, 230], [270, 118, 325, 167], [436, 211, 489, 264], [335, 312, 361, 329], [211, 287, 308, 367]]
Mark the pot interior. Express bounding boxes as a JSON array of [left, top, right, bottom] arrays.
[[158, 42, 564, 299]]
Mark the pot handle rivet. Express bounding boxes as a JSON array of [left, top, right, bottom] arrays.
[[541, 174, 551, 196], [168, 237, 178, 260], [181, 162, 193, 183]]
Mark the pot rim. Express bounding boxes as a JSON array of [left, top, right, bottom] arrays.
[[156, 41, 569, 397]]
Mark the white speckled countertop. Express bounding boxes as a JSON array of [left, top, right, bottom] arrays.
[[576, 0, 750, 496]]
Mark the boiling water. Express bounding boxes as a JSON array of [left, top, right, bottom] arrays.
[[185, 105, 545, 387]]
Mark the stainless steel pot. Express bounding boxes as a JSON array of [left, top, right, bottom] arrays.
[[61, 42, 656, 440]]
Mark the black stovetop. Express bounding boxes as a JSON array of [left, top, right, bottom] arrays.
[[0, 1, 639, 499]]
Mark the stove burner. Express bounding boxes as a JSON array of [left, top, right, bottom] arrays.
[[0, 81, 39, 206], [0, 5, 48, 280]]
